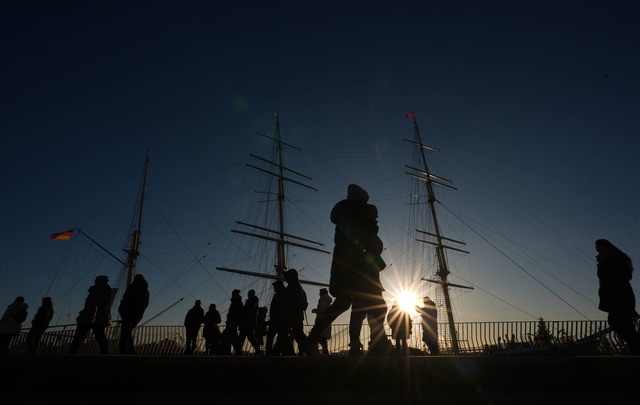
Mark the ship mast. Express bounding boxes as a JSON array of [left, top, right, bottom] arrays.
[[404, 113, 473, 354], [218, 110, 330, 286], [123, 151, 150, 287]]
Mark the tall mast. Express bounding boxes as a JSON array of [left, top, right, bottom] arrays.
[[274, 110, 287, 276], [123, 151, 149, 287], [217, 110, 330, 286], [404, 113, 473, 354]]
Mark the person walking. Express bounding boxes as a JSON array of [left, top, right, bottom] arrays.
[[311, 288, 333, 355], [69, 275, 113, 354], [238, 289, 262, 355], [284, 269, 308, 355], [183, 300, 204, 355], [26, 297, 54, 354], [222, 289, 243, 355], [0, 296, 29, 353], [265, 280, 290, 356], [595, 239, 640, 355], [305, 184, 391, 356], [117, 274, 150, 354], [416, 296, 439, 355]]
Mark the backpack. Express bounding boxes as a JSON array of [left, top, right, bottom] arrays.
[[14, 308, 28, 322]]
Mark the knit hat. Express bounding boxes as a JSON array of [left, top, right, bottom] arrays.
[[347, 184, 369, 201]]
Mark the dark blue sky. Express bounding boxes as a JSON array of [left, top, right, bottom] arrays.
[[1, 1, 639, 325]]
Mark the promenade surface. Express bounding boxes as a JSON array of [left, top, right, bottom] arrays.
[[1, 354, 638, 404]]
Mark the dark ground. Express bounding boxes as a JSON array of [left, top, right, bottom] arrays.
[[1, 354, 638, 404]]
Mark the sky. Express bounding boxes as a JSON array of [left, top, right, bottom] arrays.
[[1, 1, 639, 331]]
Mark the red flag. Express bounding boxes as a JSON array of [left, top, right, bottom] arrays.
[[404, 111, 414, 118], [50, 229, 73, 240]]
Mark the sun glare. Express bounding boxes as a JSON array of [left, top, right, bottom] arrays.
[[396, 290, 418, 314]]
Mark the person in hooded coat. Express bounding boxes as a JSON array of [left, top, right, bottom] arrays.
[[595, 239, 640, 355], [0, 296, 29, 353], [305, 184, 391, 356], [69, 275, 112, 354], [26, 297, 54, 354], [117, 274, 150, 354]]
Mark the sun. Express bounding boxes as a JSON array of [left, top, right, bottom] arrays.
[[396, 290, 418, 314]]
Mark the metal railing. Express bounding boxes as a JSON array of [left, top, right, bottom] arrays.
[[8, 319, 633, 355]]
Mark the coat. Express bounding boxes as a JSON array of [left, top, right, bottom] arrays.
[[329, 199, 384, 296], [0, 301, 29, 335], [118, 277, 150, 326], [31, 302, 54, 331], [76, 282, 112, 327], [597, 249, 637, 316]]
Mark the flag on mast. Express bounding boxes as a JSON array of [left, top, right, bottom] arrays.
[[404, 111, 415, 118], [50, 229, 73, 240]]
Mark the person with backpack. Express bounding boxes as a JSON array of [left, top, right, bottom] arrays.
[[26, 297, 54, 354], [0, 296, 28, 353]]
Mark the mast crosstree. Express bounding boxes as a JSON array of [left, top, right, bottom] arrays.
[[217, 110, 330, 287], [404, 113, 473, 354]]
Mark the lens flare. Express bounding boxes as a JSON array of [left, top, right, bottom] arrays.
[[396, 290, 418, 314]]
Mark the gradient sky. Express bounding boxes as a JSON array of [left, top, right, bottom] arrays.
[[2, 1, 639, 329]]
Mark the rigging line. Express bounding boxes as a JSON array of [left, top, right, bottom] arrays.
[[148, 200, 230, 298], [439, 203, 591, 321], [432, 142, 594, 267], [449, 206, 599, 306], [446, 271, 545, 320]]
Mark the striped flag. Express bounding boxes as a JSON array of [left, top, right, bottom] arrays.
[[404, 111, 414, 118], [50, 229, 73, 240]]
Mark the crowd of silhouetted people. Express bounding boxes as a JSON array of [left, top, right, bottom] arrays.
[[2, 185, 639, 357]]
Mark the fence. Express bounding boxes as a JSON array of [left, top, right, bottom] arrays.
[[8, 319, 633, 355]]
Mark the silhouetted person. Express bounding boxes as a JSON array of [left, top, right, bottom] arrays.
[[203, 303, 222, 355], [305, 184, 391, 356], [311, 288, 333, 355], [0, 296, 28, 353], [69, 275, 112, 354], [284, 269, 308, 354], [348, 202, 391, 355], [222, 289, 243, 355], [238, 289, 262, 355], [26, 297, 54, 354], [416, 296, 439, 355], [255, 306, 268, 350], [265, 280, 291, 356], [596, 239, 640, 355], [117, 274, 149, 354], [387, 300, 412, 355], [183, 299, 204, 354]]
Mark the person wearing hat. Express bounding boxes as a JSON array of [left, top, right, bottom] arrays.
[[311, 288, 333, 355], [305, 184, 391, 356], [183, 299, 205, 354], [0, 296, 29, 353], [69, 275, 113, 354], [117, 273, 150, 354], [25, 297, 54, 354]]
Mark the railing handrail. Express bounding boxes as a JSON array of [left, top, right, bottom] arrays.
[[10, 319, 633, 356]]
